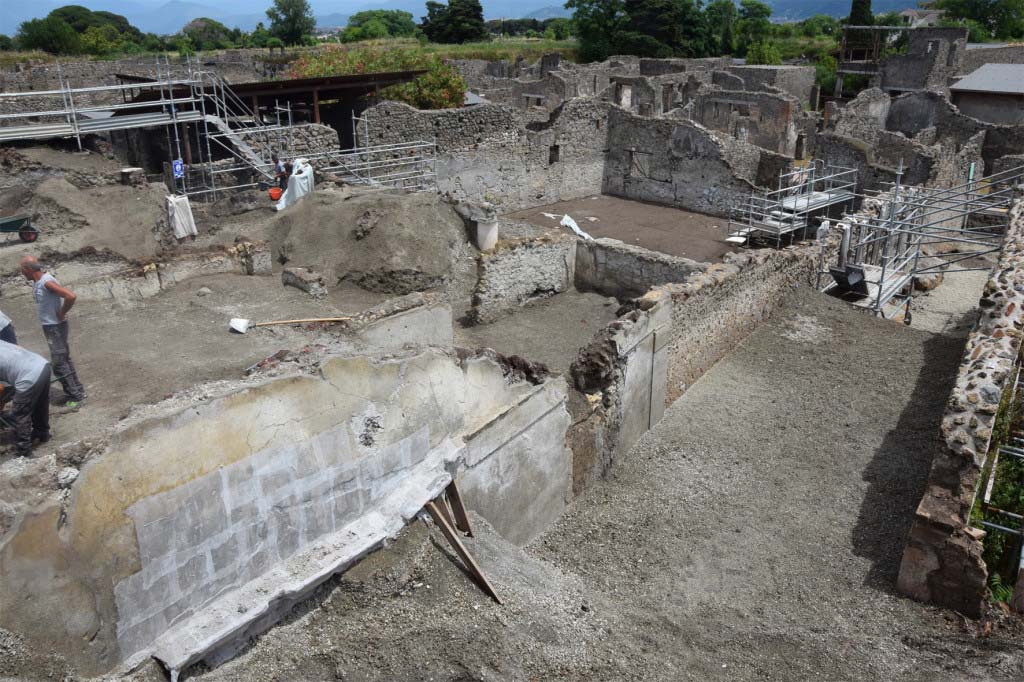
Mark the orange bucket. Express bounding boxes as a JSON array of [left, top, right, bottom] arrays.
[[268, 187, 283, 201]]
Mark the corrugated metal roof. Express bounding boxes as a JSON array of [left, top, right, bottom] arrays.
[[951, 63, 1024, 95]]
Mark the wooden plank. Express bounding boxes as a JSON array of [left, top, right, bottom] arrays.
[[445, 480, 474, 537], [424, 500, 502, 605], [433, 494, 456, 529]]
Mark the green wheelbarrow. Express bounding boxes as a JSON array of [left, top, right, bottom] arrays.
[[0, 214, 41, 243]]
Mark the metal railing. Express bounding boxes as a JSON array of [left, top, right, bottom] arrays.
[[727, 160, 858, 247]]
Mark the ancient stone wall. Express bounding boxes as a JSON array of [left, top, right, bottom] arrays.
[[360, 100, 523, 153], [575, 237, 706, 299], [658, 244, 822, 403], [602, 108, 790, 216], [471, 235, 576, 323], [362, 98, 612, 211], [685, 87, 801, 156], [897, 197, 1024, 617], [0, 347, 572, 676], [830, 89, 1024, 178], [726, 65, 816, 106], [238, 123, 340, 160], [569, 288, 672, 488], [959, 44, 1024, 74]]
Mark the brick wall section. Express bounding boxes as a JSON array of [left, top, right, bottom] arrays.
[[575, 237, 706, 299], [897, 197, 1024, 617], [471, 235, 575, 324]]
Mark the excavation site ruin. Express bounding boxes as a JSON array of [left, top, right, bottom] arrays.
[[0, 25, 1023, 682]]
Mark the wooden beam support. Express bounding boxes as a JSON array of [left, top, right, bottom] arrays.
[[424, 500, 502, 605], [445, 480, 474, 537], [313, 88, 321, 124]]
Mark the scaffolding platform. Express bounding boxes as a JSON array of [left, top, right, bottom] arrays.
[[0, 58, 438, 198], [821, 263, 914, 318], [727, 161, 858, 247], [819, 161, 1024, 320]]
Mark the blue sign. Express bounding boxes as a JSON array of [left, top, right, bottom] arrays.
[[172, 159, 184, 179]]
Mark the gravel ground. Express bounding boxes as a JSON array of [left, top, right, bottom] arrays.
[[188, 287, 1022, 682]]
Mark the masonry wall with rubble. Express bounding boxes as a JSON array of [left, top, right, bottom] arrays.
[[681, 87, 802, 156], [602, 108, 790, 216], [897, 198, 1024, 617], [822, 88, 992, 192], [726, 65, 816, 106], [238, 123, 340, 160], [361, 98, 613, 211], [575, 237, 706, 299], [471, 235, 576, 323]]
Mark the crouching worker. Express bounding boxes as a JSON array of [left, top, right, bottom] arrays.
[[0, 341, 50, 457]]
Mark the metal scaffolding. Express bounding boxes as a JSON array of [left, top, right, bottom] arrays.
[[726, 160, 858, 247], [820, 161, 1024, 320], [0, 57, 438, 199]]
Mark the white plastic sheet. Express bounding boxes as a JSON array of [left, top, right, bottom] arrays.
[[165, 194, 198, 239], [560, 214, 593, 241], [275, 158, 315, 212]]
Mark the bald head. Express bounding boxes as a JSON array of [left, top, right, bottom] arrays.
[[20, 255, 43, 281]]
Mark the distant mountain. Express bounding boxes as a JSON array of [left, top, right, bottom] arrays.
[[522, 6, 571, 19], [0, 0, 919, 38], [766, 0, 911, 22], [316, 13, 351, 29]]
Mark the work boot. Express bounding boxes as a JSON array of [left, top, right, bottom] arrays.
[[32, 431, 51, 445]]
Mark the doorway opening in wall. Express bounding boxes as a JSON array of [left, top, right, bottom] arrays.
[[549, 144, 560, 165]]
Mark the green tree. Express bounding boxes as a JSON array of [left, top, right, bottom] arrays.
[[247, 22, 272, 47], [627, 0, 711, 57], [266, 0, 316, 46], [800, 14, 840, 37], [737, 0, 771, 54], [848, 0, 873, 25], [420, 0, 488, 43], [141, 32, 167, 51], [545, 17, 573, 39], [814, 53, 837, 94], [16, 17, 81, 54], [349, 10, 419, 37], [0, 35, 13, 51], [706, 0, 737, 54], [940, 15, 992, 41], [746, 40, 781, 64], [290, 45, 466, 108], [182, 18, 238, 50], [565, 0, 627, 61], [80, 24, 120, 55], [935, 0, 1024, 39]]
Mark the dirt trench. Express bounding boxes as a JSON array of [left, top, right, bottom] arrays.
[[177, 287, 1022, 682]]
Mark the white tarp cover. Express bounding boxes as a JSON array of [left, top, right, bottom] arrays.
[[166, 194, 198, 239], [560, 214, 593, 241], [276, 158, 315, 212]]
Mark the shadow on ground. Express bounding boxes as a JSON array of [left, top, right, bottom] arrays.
[[851, 313, 974, 593]]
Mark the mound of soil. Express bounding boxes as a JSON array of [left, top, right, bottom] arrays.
[[271, 190, 471, 295]]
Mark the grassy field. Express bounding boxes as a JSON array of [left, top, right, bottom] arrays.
[[324, 37, 579, 62], [0, 51, 59, 67], [0, 37, 578, 68]]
